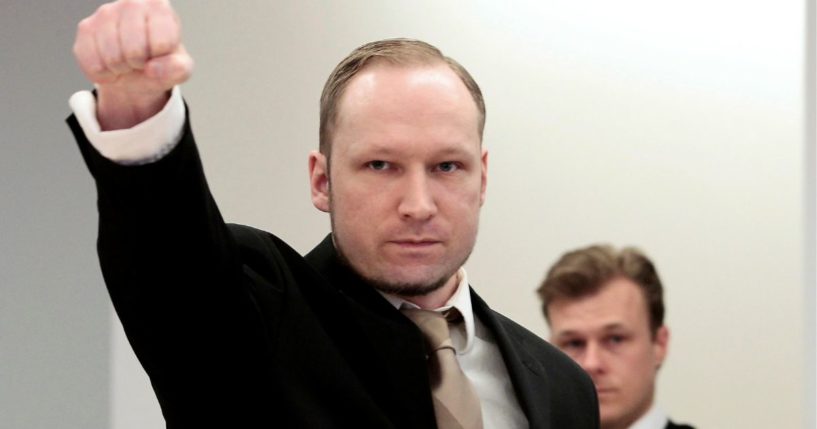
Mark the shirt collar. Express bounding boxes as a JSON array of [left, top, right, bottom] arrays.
[[379, 267, 476, 355], [628, 403, 668, 429]]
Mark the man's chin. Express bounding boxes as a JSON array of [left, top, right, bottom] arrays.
[[332, 239, 460, 297], [369, 276, 449, 297]]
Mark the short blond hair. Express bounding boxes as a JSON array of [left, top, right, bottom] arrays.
[[319, 38, 486, 157]]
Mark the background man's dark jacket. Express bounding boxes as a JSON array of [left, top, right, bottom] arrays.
[[667, 420, 696, 429]]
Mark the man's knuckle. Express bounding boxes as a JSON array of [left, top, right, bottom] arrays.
[[72, 42, 84, 57], [85, 61, 107, 76], [125, 0, 152, 14], [123, 47, 147, 61], [108, 54, 126, 67], [184, 56, 194, 72], [76, 18, 94, 34], [151, 39, 172, 55], [96, 3, 115, 16], [98, 48, 123, 68]]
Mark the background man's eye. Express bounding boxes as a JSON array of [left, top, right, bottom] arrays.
[[564, 340, 585, 350], [606, 335, 625, 345]]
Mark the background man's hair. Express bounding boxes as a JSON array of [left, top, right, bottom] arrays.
[[319, 38, 486, 158], [537, 244, 665, 336]]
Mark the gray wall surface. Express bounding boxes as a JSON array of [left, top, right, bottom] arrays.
[[1, 1, 110, 428]]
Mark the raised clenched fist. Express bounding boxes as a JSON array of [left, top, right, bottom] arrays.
[[73, 0, 193, 130]]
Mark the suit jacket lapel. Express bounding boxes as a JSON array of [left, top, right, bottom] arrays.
[[471, 289, 552, 429], [304, 235, 437, 428]]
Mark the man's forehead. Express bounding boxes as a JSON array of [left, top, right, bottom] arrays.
[[331, 63, 482, 151], [552, 320, 632, 339], [549, 280, 651, 332], [341, 61, 469, 103]]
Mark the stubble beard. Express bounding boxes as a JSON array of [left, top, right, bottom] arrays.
[[329, 210, 471, 298]]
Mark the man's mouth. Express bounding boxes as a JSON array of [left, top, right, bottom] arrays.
[[595, 386, 616, 396], [390, 239, 440, 247]]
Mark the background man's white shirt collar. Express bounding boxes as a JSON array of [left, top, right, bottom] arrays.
[[629, 404, 669, 429]]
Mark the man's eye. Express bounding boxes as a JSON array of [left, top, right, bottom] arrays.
[[605, 335, 625, 346], [562, 339, 585, 350], [367, 160, 390, 171], [436, 161, 459, 173]]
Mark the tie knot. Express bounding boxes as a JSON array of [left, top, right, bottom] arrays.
[[401, 308, 457, 352]]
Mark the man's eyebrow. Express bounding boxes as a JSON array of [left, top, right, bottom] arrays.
[[349, 142, 475, 158], [433, 145, 474, 158], [346, 143, 398, 157], [554, 322, 629, 339], [554, 330, 583, 340]]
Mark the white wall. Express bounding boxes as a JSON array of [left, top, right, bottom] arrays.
[[111, 1, 813, 428], [805, 0, 816, 426]]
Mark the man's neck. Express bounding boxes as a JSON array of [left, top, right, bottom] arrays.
[[398, 271, 461, 310], [603, 398, 661, 429]]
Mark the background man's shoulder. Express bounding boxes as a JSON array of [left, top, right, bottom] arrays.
[[666, 420, 696, 429]]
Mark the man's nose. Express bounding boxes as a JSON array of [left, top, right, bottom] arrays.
[[579, 342, 606, 374], [397, 171, 437, 221]]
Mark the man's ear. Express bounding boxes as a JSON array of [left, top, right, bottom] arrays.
[[653, 325, 670, 370], [308, 151, 330, 213], [480, 148, 488, 206]]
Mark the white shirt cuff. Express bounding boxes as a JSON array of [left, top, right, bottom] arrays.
[[68, 86, 185, 165]]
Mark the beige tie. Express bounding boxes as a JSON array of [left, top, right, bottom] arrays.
[[402, 308, 484, 429]]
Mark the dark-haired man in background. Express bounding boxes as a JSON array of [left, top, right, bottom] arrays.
[[538, 245, 695, 429]]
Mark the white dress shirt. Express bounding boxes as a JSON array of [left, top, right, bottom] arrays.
[[380, 267, 527, 429], [69, 87, 185, 164], [629, 404, 669, 429], [69, 88, 528, 429]]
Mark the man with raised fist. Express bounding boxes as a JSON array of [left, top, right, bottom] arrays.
[[68, 1, 598, 427]]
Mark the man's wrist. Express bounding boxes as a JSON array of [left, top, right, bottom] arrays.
[[69, 86, 185, 165], [96, 86, 172, 131]]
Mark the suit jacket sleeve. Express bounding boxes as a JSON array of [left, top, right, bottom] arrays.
[[68, 108, 290, 423]]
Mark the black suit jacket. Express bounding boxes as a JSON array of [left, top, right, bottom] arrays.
[[666, 420, 696, 429], [68, 110, 598, 428]]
